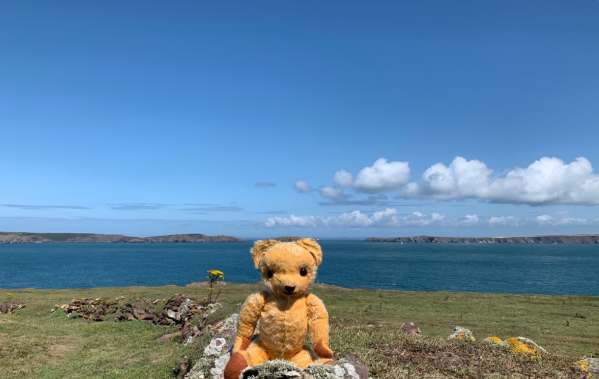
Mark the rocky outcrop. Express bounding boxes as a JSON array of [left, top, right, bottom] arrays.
[[0, 232, 240, 244], [53, 295, 221, 346], [367, 235, 599, 244], [239, 359, 369, 379]]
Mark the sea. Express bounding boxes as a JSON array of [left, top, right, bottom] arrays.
[[1, 241, 598, 295]]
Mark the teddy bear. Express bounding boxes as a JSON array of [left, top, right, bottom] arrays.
[[223, 238, 334, 379]]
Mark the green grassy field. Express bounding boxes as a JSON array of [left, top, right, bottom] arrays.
[[1, 284, 597, 378]]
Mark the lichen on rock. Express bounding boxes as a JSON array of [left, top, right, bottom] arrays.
[[185, 313, 239, 379], [505, 337, 546, 356], [240, 359, 369, 379], [448, 326, 475, 342]]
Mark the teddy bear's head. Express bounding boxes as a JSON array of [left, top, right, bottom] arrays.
[[251, 238, 322, 298]]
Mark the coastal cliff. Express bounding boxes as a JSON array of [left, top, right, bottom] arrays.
[[0, 232, 240, 244], [366, 235, 599, 244]]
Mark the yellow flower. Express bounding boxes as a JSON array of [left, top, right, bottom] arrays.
[[207, 269, 225, 280]]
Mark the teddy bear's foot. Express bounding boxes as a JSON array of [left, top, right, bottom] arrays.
[[224, 352, 248, 379]]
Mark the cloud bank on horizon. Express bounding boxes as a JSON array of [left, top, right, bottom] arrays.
[[275, 155, 599, 230], [297, 155, 599, 206]]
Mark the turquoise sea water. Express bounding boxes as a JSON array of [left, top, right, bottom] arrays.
[[1, 241, 598, 295]]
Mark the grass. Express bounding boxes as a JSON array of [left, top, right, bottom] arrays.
[[1, 284, 598, 378]]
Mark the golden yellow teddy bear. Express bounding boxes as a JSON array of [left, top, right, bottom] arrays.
[[223, 238, 334, 379]]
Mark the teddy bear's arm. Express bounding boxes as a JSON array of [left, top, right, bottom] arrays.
[[306, 293, 334, 359], [233, 291, 265, 352]]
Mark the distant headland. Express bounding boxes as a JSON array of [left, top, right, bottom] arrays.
[[0, 232, 241, 244], [366, 235, 599, 244]]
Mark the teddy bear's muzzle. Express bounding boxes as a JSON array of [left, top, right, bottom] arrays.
[[284, 285, 296, 295]]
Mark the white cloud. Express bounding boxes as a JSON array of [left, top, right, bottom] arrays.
[[265, 208, 447, 228], [334, 170, 354, 187], [421, 156, 599, 205], [265, 214, 318, 228], [488, 216, 519, 227], [421, 157, 491, 198], [402, 211, 446, 226], [354, 158, 411, 193], [317, 156, 599, 205], [459, 214, 480, 225], [535, 214, 588, 226], [319, 186, 345, 200], [487, 157, 599, 205], [294, 180, 311, 193], [330, 210, 376, 227]]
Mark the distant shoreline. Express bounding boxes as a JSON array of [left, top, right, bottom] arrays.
[[0, 232, 241, 244], [366, 235, 599, 244]]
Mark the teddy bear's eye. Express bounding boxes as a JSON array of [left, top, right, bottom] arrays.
[[299, 267, 308, 277], [266, 269, 274, 279]]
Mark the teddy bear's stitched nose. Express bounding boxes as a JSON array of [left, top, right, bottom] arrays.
[[284, 285, 296, 294]]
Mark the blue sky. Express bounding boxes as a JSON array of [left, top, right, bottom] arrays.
[[1, 1, 599, 238]]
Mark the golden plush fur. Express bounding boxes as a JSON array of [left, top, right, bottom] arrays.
[[224, 238, 333, 378]]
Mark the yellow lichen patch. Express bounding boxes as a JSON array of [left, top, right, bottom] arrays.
[[483, 336, 504, 345], [576, 358, 590, 373], [483, 336, 506, 347], [506, 337, 539, 356]]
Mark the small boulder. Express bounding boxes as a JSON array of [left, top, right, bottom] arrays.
[[241, 359, 369, 379], [576, 357, 599, 376], [158, 331, 181, 343], [505, 337, 547, 356], [400, 322, 421, 336], [448, 326, 475, 342]]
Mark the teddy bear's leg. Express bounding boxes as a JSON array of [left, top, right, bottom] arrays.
[[224, 342, 270, 379], [288, 347, 317, 369], [224, 352, 247, 379], [242, 341, 270, 366]]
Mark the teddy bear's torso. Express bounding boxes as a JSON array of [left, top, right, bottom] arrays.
[[257, 292, 309, 359]]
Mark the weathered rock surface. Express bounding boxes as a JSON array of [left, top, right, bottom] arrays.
[[400, 322, 421, 336], [482, 336, 547, 356], [576, 357, 599, 376], [448, 326, 475, 342], [240, 359, 369, 379], [185, 313, 238, 379]]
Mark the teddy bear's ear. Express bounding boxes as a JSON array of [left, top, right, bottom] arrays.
[[296, 238, 323, 266], [251, 239, 278, 269]]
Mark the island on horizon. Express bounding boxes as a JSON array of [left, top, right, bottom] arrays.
[[0, 232, 241, 244], [367, 235, 599, 244]]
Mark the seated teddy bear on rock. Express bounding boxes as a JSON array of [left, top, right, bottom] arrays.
[[224, 238, 334, 379]]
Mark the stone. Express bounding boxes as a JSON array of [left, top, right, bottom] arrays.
[[505, 337, 547, 356], [576, 357, 599, 376], [483, 336, 505, 346], [448, 326, 475, 342], [240, 358, 369, 379], [399, 322, 421, 336], [185, 313, 239, 379], [158, 332, 181, 343]]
